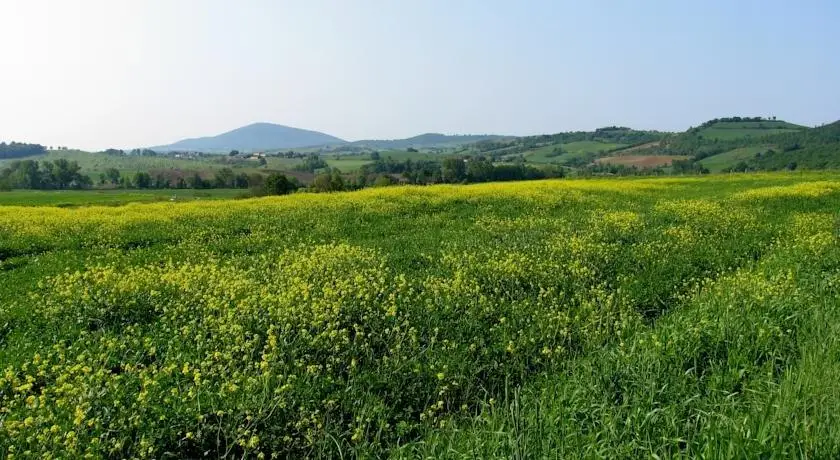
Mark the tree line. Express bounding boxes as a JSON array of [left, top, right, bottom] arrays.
[[0, 159, 92, 190], [0, 142, 47, 160]]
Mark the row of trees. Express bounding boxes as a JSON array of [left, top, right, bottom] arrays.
[[697, 116, 773, 128], [103, 148, 159, 156], [0, 142, 47, 160], [103, 168, 264, 190], [357, 156, 565, 185], [472, 127, 664, 155], [0, 159, 91, 190]]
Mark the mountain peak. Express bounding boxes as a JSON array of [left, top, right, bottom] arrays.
[[153, 123, 346, 152]]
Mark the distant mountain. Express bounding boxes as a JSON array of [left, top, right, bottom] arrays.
[[351, 133, 505, 150], [151, 123, 346, 153]]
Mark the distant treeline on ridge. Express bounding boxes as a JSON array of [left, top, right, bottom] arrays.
[[0, 142, 46, 160]]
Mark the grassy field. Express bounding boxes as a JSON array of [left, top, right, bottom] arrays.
[[0, 150, 257, 176], [1, 173, 840, 457], [596, 154, 689, 167], [0, 149, 444, 178], [697, 121, 803, 141], [0, 189, 246, 207], [698, 146, 773, 172], [520, 141, 627, 164]]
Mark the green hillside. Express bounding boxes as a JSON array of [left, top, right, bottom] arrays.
[[516, 141, 628, 164], [749, 121, 840, 170], [0, 150, 244, 176], [474, 127, 663, 168], [695, 120, 803, 141], [698, 146, 772, 172], [690, 121, 840, 172]]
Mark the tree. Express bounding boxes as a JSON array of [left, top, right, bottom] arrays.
[[214, 168, 235, 188], [19, 160, 42, 189], [247, 173, 265, 189], [105, 168, 121, 185], [312, 173, 333, 192], [294, 154, 328, 173], [466, 158, 494, 182], [330, 170, 345, 191], [373, 175, 393, 187], [442, 158, 466, 183], [733, 161, 750, 173], [263, 173, 297, 195], [187, 173, 208, 189], [229, 150, 240, 157], [370, 151, 380, 161], [133, 172, 152, 189], [153, 174, 170, 189], [258, 157, 267, 167], [234, 173, 250, 188], [353, 174, 368, 189]]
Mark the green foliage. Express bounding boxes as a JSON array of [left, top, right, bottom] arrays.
[[0, 141, 47, 160], [294, 154, 329, 173], [0, 174, 839, 457], [0, 159, 92, 190], [441, 158, 467, 182], [133, 172, 152, 189], [262, 173, 298, 196], [372, 175, 394, 187], [312, 170, 345, 192]]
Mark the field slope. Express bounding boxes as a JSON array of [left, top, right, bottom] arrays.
[[1, 173, 840, 458]]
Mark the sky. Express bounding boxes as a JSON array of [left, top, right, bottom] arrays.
[[1, 0, 839, 151]]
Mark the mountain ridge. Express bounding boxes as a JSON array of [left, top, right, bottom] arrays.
[[151, 123, 346, 153]]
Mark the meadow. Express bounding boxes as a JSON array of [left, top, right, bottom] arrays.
[[0, 189, 245, 207], [515, 140, 628, 165], [0, 150, 238, 177], [1, 173, 839, 458]]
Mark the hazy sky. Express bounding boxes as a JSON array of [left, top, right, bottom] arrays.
[[1, 0, 839, 150]]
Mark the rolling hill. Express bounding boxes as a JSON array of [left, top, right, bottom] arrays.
[[720, 121, 840, 170], [692, 118, 804, 141], [151, 123, 346, 153], [648, 118, 840, 172], [351, 133, 505, 150]]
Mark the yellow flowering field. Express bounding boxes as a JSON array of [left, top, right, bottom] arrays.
[[1, 173, 839, 458]]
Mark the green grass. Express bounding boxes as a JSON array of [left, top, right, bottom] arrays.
[[699, 145, 774, 172], [325, 157, 374, 172], [0, 188, 246, 207], [520, 141, 627, 164], [0, 150, 233, 175], [697, 121, 804, 141], [1, 173, 840, 457]]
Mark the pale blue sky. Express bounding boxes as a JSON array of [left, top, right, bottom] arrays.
[[1, 0, 838, 150]]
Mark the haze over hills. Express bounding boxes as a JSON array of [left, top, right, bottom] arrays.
[[351, 133, 506, 150], [6, 115, 840, 179], [151, 123, 506, 153], [151, 123, 346, 153]]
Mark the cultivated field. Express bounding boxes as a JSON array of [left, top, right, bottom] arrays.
[[595, 154, 690, 168], [1, 173, 839, 458]]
